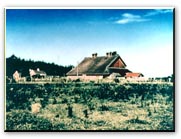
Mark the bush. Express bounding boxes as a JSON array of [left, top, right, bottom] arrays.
[[6, 110, 52, 131]]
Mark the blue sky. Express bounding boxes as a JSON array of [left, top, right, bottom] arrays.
[[6, 8, 174, 77]]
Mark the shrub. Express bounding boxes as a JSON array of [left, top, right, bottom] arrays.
[[67, 104, 73, 118], [6, 110, 52, 131], [31, 116, 53, 130]]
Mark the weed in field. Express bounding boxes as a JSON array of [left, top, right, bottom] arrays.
[[5, 82, 174, 130]]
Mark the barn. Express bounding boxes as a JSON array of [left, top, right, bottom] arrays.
[[66, 51, 131, 80]]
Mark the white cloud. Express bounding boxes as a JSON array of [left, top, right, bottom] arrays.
[[115, 13, 150, 24], [114, 9, 173, 25], [122, 13, 140, 19], [144, 9, 173, 17]]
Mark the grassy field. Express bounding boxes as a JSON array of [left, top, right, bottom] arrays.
[[5, 82, 174, 131]]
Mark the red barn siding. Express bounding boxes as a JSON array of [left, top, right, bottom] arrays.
[[110, 58, 125, 68]]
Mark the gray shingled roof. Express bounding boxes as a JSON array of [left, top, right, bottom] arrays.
[[66, 54, 128, 76], [34, 70, 46, 75]]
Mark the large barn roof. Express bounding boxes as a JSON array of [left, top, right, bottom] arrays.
[[66, 52, 128, 76]]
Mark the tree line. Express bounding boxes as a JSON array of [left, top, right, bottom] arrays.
[[6, 55, 74, 77]]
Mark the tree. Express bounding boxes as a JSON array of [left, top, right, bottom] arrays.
[[6, 55, 73, 77]]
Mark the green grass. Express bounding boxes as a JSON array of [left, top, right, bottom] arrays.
[[5, 82, 174, 131]]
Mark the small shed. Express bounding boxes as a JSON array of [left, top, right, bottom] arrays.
[[125, 72, 144, 78]]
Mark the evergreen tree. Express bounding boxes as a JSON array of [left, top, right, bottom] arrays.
[[6, 55, 73, 77]]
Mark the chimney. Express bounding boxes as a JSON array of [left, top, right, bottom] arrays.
[[106, 52, 112, 57], [106, 52, 109, 57], [92, 53, 97, 58], [94, 53, 97, 57], [112, 51, 117, 56]]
